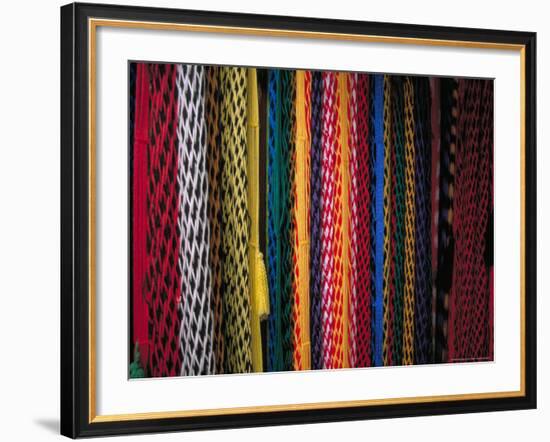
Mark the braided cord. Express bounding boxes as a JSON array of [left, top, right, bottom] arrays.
[[303, 71, 312, 368], [429, 78, 441, 359], [247, 68, 270, 373], [176, 64, 215, 375], [435, 78, 458, 363], [413, 77, 432, 365], [309, 71, 324, 369], [280, 70, 296, 371], [204, 66, 225, 373], [267, 70, 284, 371], [321, 71, 338, 368], [390, 76, 405, 366], [449, 79, 492, 362], [292, 70, 311, 370], [348, 74, 372, 367], [220, 67, 253, 373], [146, 64, 182, 377], [402, 77, 416, 365], [132, 64, 151, 371], [347, 72, 358, 367], [371, 74, 384, 367], [331, 72, 348, 368], [473, 79, 493, 361], [292, 71, 302, 371], [382, 75, 396, 366]]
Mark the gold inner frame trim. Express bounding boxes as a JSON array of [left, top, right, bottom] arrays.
[[88, 17, 526, 424]]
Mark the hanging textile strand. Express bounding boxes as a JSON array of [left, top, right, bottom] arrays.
[[220, 66, 253, 373], [382, 75, 396, 366], [390, 76, 406, 366], [371, 74, 384, 367], [339, 72, 351, 370], [348, 73, 372, 368], [146, 63, 182, 377], [320, 71, 339, 369], [247, 68, 270, 373], [402, 76, 416, 366], [330, 72, 348, 369], [267, 69, 284, 372], [176, 64, 215, 376], [204, 66, 225, 373], [434, 78, 458, 363], [413, 76, 432, 365], [292, 70, 312, 371], [309, 71, 324, 370], [429, 77, 441, 360], [280, 69, 297, 371], [132, 63, 150, 372], [448, 79, 493, 362]]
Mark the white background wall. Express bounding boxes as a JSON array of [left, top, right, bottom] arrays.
[[0, 0, 546, 440]]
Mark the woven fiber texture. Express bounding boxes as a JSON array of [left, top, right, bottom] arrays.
[[132, 63, 151, 371], [382, 75, 396, 366], [413, 77, 433, 365], [129, 63, 495, 376], [330, 72, 349, 369], [371, 74, 384, 367], [204, 66, 225, 373], [390, 76, 405, 366], [220, 66, 253, 373], [429, 78, 441, 359], [402, 76, 416, 366], [267, 70, 284, 372], [448, 79, 493, 362], [146, 63, 183, 377], [247, 68, 270, 373], [129, 63, 137, 159], [320, 71, 340, 369], [176, 64, 215, 376], [434, 78, 458, 363], [292, 70, 312, 371], [339, 73, 351, 369], [309, 71, 324, 370], [348, 73, 372, 368], [266, 69, 296, 372], [280, 70, 296, 372]]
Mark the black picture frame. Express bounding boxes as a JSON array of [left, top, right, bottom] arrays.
[[60, 2, 537, 438]]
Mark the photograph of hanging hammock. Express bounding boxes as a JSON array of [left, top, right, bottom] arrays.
[[129, 63, 494, 378]]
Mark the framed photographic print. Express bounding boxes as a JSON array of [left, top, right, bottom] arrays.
[[60, 2, 537, 438]]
